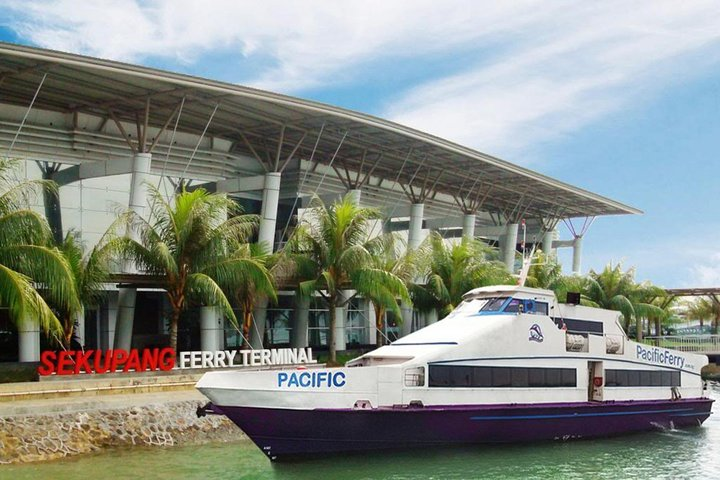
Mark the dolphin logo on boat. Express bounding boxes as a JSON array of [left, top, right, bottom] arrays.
[[529, 324, 544, 343]]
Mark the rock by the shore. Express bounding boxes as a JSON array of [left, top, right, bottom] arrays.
[[0, 396, 245, 464]]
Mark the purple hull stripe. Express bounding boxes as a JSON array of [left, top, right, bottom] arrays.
[[213, 398, 713, 461]]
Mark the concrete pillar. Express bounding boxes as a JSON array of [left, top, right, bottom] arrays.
[[334, 305, 347, 351], [200, 306, 223, 351], [365, 300, 377, 346], [401, 304, 413, 337], [572, 236, 583, 275], [258, 172, 281, 251], [18, 319, 40, 362], [425, 309, 438, 326], [101, 292, 119, 350], [502, 223, 519, 272], [401, 203, 425, 338], [41, 170, 63, 245], [462, 213, 476, 240], [347, 188, 361, 205], [408, 203, 424, 250], [250, 298, 269, 349], [542, 230, 556, 258], [128, 152, 152, 218], [73, 308, 85, 347], [291, 294, 310, 348], [113, 287, 137, 350], [115, 152, 152, 350]]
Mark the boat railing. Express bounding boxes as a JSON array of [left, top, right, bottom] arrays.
[[643, 335, 720, 353]]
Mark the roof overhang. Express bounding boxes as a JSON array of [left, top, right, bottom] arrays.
[[0, 42, 641, 222]]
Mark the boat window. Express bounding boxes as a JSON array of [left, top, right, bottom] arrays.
[[504, 299, 522, 313], [605, 369, 680, 387], [480, 297, 510, 312], [535, 302, 549, 315], [428, 365, 577, 388]]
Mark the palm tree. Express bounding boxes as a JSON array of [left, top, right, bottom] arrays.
[[0, 158, 77, 341], [232, 242, 277, 347], [51, 231, 111, 347], [525, 250, 563, 290], [411, 232, 513, 318], [289, 194, 409, 364], [364, 233, 413, 346], [687, 296, 720, 333], [113, 185, 275, 351], [583, 263, 664, 340]]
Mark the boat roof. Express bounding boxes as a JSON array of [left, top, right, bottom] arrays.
[[463, 285, 555, 299]]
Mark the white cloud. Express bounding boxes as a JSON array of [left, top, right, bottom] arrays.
[[384, 2, 720, 159], [4, 1, 720, 160], [687, 253, 720, 288]]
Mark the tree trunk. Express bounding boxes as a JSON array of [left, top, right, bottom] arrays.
[[242, 308, 253, 348], [170, 307, 181, 352], [654, 317, 661, 336], [715, 313, 720, 334], [635, 316, 643, 342], [375, 305, 385, 347], [328, 296, 337, 364]]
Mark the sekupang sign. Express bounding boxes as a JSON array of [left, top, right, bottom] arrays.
[[38, 347, 315, 376]]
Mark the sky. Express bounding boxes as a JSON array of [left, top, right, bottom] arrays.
[[1, 0, 719, 288]]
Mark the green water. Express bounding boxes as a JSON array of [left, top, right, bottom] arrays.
[[5, 384, 720, 480]]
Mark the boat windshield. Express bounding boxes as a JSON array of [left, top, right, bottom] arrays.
[[447, 298, 489, 318], [480, 297, 510, 312]]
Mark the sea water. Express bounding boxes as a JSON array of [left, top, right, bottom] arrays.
[[5, 383, 720, 480]]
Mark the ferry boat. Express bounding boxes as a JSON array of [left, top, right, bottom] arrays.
[[196, 285, 713, 461]]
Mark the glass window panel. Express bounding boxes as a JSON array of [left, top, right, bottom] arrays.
[[561, 369, 576, 387], [511, 368, 529, 387], [451, 366, 473, 387], [472, 367, 493, 387], [429, 366, 451, 387], [545, 369, 562, 387], [528, 368, 545, 387], [492, 368, 511, 387]]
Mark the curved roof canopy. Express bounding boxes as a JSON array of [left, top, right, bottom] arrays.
[[0, 42, 640, 221]]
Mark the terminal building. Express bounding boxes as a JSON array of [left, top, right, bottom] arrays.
[[0, 43, 640, 362]]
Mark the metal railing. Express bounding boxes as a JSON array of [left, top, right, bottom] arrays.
[[643, 335, 720, 353]]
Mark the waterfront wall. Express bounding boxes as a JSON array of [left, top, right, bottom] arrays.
[[0, 397, 244, 464]]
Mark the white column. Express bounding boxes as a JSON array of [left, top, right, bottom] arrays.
[[291, 294, 309, 348], [128, 152, 152, 218], [347, 188, 361, 205], [114, 287, 137, 350], [200, 306, 223, 351], [408, 203, 424, 250], [462, 213, 476, 240], [572, 236, 583, 275], [114, 152, 152, 350], [258, 172, 281, 251], [18, 319, 40, 362], [101, 292, 119, 350], [425, 309, 438, 326], [73, 308, 85, 347], [250, 298, 269, 349], [401, 305, 413, 337], [365, 299, 377, 346], [502, 223, 519, 272], [334, 305, 347, 351], [542, 230, 556, 258]]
